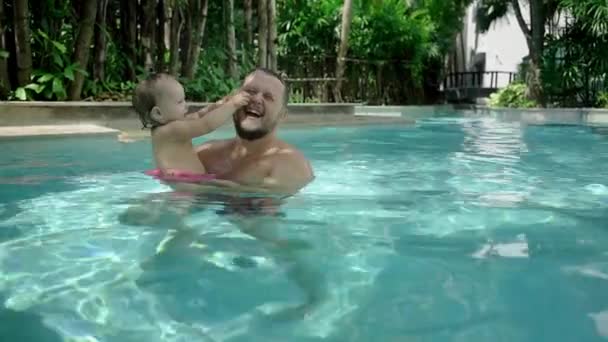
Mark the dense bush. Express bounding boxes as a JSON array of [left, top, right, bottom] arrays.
[[489, 83, 538, 108]]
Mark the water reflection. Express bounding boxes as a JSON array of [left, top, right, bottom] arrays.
[[449, 118, 533, 208], [0, 293, 63, 342], [118, 190, 327, 321]]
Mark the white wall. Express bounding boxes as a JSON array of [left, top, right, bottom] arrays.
[[460, 0, 530, 88]]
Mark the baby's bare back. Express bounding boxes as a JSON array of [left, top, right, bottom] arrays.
[[151, 129, 207, 174]]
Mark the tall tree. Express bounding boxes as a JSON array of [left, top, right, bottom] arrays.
[[244, 0, 253, 46], [181, 0, 208, 79], [226, 0, 238, 78], [156, 0, 167, 71], [68, 0, 98, 100], [257, 0, 268, 68], [525, 0, 545, 105], [120, 0, 137, 81], [140, 0, 157, 72], [0, 1, 11, 98], [333, 0, 354, 102], [268, 0, 277, 71], [257, 0, 276, 70], [168, 0, 183, 76], [93, 0, 109, 82], [13, 0, 32, 86]]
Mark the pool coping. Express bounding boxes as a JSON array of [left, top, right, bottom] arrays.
[[0, 124, 119, 138], [1, 101, 607, 138], [471, 106, 608, 126]]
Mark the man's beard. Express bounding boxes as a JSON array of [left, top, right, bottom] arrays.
[[233, 115, 272, 141]]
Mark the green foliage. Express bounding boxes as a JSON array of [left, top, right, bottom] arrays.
[[289, 89, 321, 103], [277, 0, 342, 57], [475, 0, 510, 34], [419, 0, 473, 53], [559, 0, 608, 37], [182, 47, 255, 102], [0, 0, 484, 105], [11, 29, 86, 101], [355, 5, 437, 82], [597, 92, 608, 108], [350, 2, 437, 58], [13, 65, 81, 101], [542, 0, 608, 107], [489, 83, 538, 108], [277, 0, 467, 102]]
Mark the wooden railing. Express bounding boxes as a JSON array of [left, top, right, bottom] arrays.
[[443, 71, 518, 90]]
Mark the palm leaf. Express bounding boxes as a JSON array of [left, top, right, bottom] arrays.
[[475, 0, 510, 33]]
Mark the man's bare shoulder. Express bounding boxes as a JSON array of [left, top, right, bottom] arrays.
[[277, 141, 308, 162], [274, 141, 309, 163], [268, 140, 315, 183]]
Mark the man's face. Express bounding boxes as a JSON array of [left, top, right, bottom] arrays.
[[233, 71, 286, 140]]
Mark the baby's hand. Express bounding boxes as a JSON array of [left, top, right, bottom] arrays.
[[230, 92, 251, 108]]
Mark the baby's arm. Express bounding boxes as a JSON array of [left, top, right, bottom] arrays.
[[167, 92, 249, 139], [186, 93, 234, 120]]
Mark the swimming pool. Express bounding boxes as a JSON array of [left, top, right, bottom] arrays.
[[1, 116, 608, 341]]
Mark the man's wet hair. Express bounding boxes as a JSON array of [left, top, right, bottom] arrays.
[[246, 67, 290, 108], [132, 73, 175, 129]]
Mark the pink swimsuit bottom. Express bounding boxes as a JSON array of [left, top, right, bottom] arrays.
[[144, 168, 217, 183]]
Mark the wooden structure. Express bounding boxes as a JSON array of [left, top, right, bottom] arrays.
[[442, 71, 518, 103]]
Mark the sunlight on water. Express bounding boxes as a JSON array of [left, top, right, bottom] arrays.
[[1, 117, 608, 341], [0, 169, 395, 341]]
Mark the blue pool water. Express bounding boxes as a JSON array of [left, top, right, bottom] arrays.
[[1, 117, 608, 341]]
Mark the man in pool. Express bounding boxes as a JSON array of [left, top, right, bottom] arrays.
[[192, 67, 314, 206], [192, 68, 323, 318]]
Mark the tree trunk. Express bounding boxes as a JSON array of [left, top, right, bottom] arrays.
[[182, 0, 208, 79], [333, 0, 353, 102], [168, 0, 183, 76], [527, 0, 545, 106], [257, 0, 268, 68], [93, 0, 109, 82], [190, 0, 209, 78], [156, 0, 167, 72], [140, 0, 156, 72], [106, 0, 117, 36], [13, 0, 32, 86], [180, 1, 192, 74], [121, 0, 137, 81], [511, 0, 544, 106], [68, 0, 98, 100], [0, 1, 10, 98], [244, 0, 252, 46], [226, 0, 237, 78], [267, 0, 277, 71]]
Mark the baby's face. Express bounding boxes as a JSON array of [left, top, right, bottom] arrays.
[[154, 79, 188, 123]]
